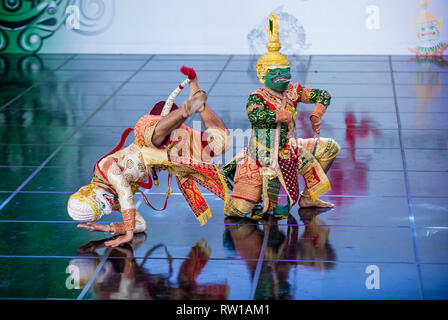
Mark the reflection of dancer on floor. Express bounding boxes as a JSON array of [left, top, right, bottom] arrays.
[[296, 207, 336, 270], [223, 208, 336, 299], [223, 217, 294, 299], [222, 13, 340, 221], [69, 236, 228, 299], [67, 66, 231, 247]]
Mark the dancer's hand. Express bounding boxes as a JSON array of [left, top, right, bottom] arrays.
[[310, 115, 321, 137], [77, 222, 111, 233], [276, 110, 295, 138], [104, 230, 134, 247]]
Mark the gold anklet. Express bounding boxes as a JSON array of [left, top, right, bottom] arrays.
[[300, 191, 311, 198], [192, 89, 207, 96]]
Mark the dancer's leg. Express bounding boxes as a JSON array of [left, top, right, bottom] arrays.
[[297, 138, 340, 208]]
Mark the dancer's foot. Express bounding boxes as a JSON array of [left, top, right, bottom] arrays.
[[250, 205, 265, 220], [181, 91, 207, 117], [299, 193, 334, 208], [273, 208, 290, 220], [224, 203, 248, 218]]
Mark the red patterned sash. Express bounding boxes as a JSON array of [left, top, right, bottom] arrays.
[[278, 155, 300, 205]]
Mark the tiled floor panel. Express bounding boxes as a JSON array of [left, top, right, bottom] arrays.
[[0, 54, 447, 300]]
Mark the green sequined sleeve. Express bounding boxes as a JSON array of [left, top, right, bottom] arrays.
[[246, 94, 277, 128], [300, 88, 332, 108]]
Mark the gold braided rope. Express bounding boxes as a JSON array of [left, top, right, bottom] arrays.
[[161, 78, 191, 116]]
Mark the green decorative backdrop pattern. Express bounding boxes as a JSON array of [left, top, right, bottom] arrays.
[[0, 0, 113, 53], [0, 0, 75, 53]]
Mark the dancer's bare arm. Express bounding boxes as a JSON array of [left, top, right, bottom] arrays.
[[151, 108, 188, 147]]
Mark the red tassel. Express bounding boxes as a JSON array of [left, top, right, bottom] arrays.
[[180, 65, 197, 80]]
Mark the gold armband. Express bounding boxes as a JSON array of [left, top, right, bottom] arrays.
[[122, 208, 136, 231]]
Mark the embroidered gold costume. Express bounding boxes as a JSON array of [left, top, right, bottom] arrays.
[[68, 69, 231, 235]]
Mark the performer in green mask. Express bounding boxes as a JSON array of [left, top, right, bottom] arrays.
[[222, 13, 340, 220]]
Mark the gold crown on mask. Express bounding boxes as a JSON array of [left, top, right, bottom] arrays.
[[256, 12, 290, 83]]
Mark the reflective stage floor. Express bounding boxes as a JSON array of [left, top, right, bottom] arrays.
[[0, 54, 447, 300]]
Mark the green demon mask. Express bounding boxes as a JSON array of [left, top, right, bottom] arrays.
[[262, 67, 291, 92]]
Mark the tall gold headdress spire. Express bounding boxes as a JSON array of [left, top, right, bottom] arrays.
[[256, 12, 290, 83]]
